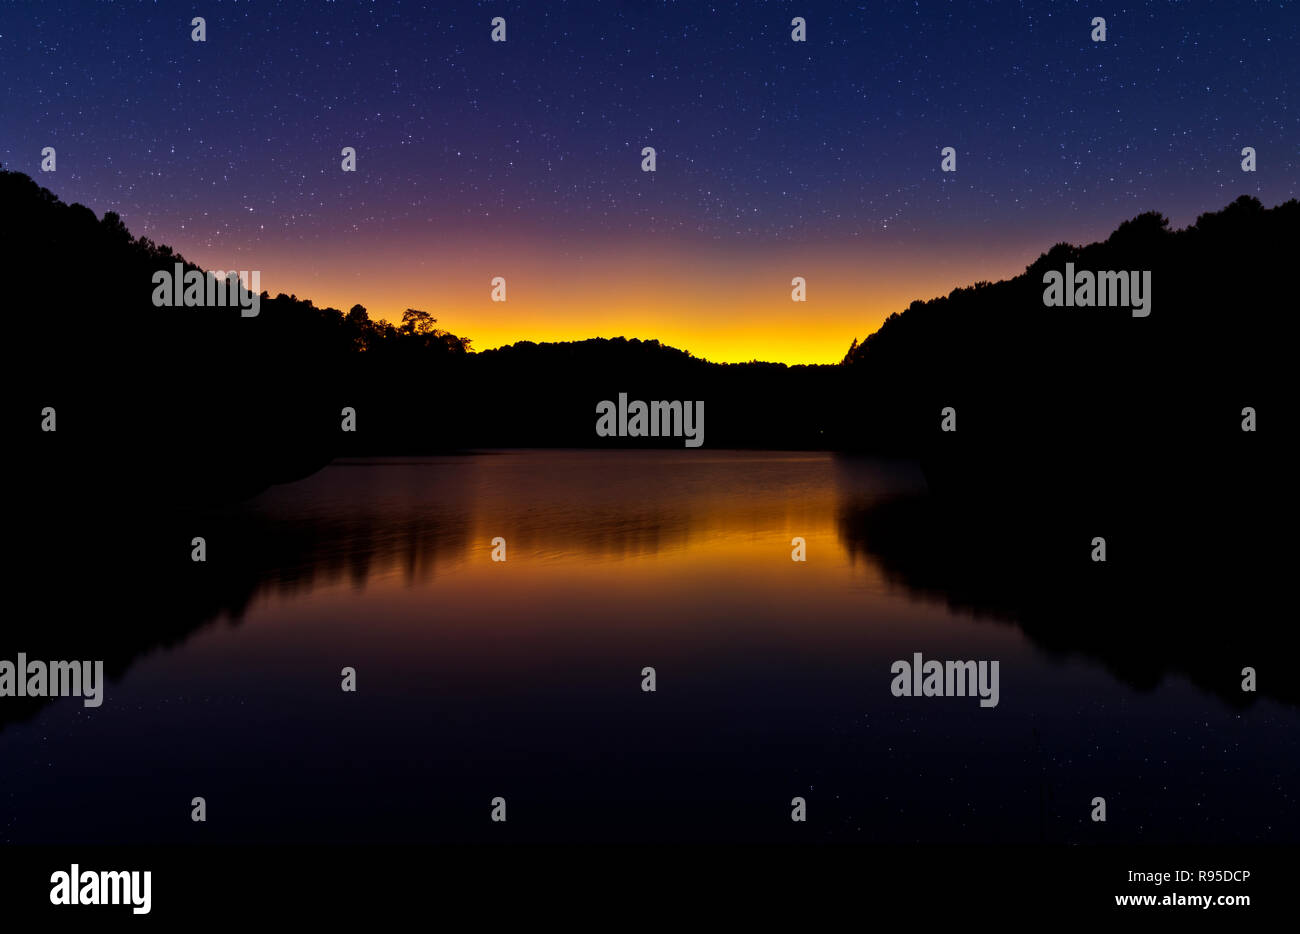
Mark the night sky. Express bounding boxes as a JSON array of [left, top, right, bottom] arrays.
[[2, 1, 1295, 362]]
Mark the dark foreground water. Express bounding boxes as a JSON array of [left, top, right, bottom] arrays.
[[2, 451, 1296, 844]]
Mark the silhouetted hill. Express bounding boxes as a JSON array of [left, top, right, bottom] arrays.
[[3, 166, 847, 513], [4, 165, 1293, 516], [838, 196, 1296, 504], [466, 337, 840, 448]]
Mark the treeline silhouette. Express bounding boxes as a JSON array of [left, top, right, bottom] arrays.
[[7, 163, 1292, 508], [839, 196, 1295, 497], [3, 167, 848, 507]]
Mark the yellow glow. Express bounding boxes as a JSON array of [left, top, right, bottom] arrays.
[[183, 235, 1043, 364]]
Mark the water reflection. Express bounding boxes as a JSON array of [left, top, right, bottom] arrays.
[[4, 451, 1295, 845], [835, 486, 1296, 708], [8, 450, 1292, 733]]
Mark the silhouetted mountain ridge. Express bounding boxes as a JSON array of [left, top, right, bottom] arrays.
[[4, 166, 1292, 510]]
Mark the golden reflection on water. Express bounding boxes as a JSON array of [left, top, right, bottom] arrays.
[[223, 451, 1028, 677]]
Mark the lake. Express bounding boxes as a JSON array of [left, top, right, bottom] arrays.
[[2, 450, 1296, 844]]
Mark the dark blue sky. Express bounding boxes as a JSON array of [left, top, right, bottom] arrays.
[[1, 1, 1295, 361]]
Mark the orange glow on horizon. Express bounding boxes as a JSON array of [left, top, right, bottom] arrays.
[[180, 234, 1047, 365]]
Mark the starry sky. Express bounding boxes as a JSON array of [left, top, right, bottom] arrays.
[[2, 0, 1295, 363]]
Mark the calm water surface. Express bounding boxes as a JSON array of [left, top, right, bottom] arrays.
[[3, 451, 1296, 844]]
